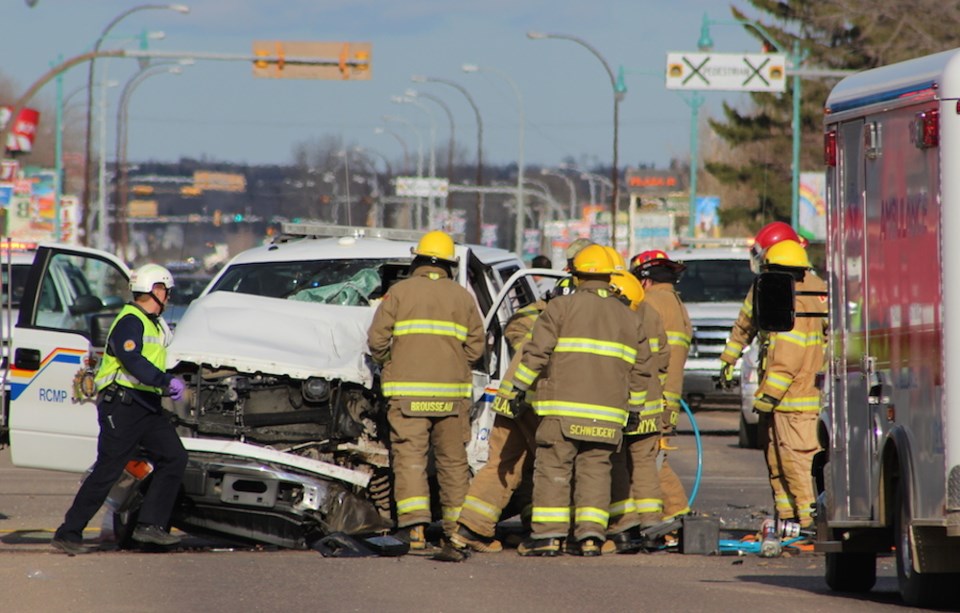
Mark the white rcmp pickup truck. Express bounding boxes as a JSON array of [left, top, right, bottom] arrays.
[[2, 223, 557, 549]]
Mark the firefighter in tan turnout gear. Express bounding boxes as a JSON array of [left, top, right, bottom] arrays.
[[717, 221, 808, 389], [367, 230, 485, 552], [498, 244, 652, 557], [750, 240, 827, 529], [631, 250, 693, 521], [450, 279, 575, 554], [605, 267, 669, 552]]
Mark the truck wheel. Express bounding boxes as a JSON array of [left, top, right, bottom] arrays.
[[825, 550, 876, 592], [738, 414, 759, 449], [895, 480, 956, 607]]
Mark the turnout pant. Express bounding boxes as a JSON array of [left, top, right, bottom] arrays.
[[388, 400, 470, 537], [660, 457, 690, 520], [607, 444, 642, 535], [57, 397, 187, 542], [759, 411, 818, 527], [531, 417, 615, 542], [459, 410, 538, 538]]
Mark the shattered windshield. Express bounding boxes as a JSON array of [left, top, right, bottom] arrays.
[[209, 258, 407, 306]]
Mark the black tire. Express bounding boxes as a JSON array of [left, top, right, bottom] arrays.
[[738, 413, 759, 449], [895, 479, 958, 607], [825, 550, 876, 593]]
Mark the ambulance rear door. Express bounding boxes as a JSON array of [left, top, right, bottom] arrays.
[[8, 246, 129, 472]]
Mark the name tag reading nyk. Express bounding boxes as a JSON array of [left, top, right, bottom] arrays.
[[409, 401, 454, 412]]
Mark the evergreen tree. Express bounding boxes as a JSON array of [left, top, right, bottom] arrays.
[[708, 0, 960, 234]]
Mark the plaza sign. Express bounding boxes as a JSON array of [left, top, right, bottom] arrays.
[[666, 52, 786, 92]]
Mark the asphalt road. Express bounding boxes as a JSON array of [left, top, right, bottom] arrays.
[[1, 409, 916, 612]]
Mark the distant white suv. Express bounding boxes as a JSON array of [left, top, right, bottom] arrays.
[[666, 245, 754, 410]]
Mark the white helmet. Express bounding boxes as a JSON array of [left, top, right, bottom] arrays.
[[130, 264, 175, 294]]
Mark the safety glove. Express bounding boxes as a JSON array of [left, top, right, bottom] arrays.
[[492, 389, 528, 419], [717, 362, 735, 390], [659, 436, 678, 451], [624, 411, 641, 433], [753, 394, 779, 414], [168, 377, 186, 401]]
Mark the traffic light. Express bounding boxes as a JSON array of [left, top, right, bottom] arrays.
[[234, 213, 244, 222], [213, 210, 222, 227], [251, 41, 372, 80]]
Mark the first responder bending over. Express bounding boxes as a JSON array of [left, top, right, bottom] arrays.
[[631, 250, 693, 522], [500, 244, 652, 557], [752, 240, 827, 530], [367, 230, 485, 554], [52, 264, 188, 555], [450, 288, 551, 554]]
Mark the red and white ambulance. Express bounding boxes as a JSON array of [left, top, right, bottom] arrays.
[[815, 48, 960, 606]]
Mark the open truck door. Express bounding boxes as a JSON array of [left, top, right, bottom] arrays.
[[7, 246, 130, 472], [466, 267, 565, 472]]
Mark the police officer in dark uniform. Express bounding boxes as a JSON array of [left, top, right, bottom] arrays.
[[52, 264, 188, 555]]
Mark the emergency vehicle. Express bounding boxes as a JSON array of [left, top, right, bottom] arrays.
[[814, 48, 960, 607], [0, 224, 555, 549]]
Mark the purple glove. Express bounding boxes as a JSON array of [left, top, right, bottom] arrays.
[[168, 377, 185, 401]]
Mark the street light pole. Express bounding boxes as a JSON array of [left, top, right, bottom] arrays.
[[528, 31, 626, 249], [115, 64, 183, 260], [411, 75, 484, 243], [384, 115, 424, 229], [462, 63, 526, 257], [405, 89, 455, 181], [683, 90, 705, 237], [391, 94, 438, 224], [541, 168, 578, 221], [374, 126, 409, 174], [81, 3, 190, 246]]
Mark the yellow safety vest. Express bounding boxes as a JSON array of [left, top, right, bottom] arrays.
[[95, 304, 167, 394]]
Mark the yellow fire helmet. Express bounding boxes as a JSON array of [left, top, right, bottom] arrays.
[[603, 246, 627, 273], [411, 230, 459, 264], [763, 239, 810, 269], [572, 244, 616, 276], [610, 269, 645, 310]]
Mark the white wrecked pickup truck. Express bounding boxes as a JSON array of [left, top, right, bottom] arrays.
[[2, 223, 555, 548]]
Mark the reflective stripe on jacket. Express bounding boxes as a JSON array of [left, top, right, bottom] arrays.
[[507, 280, 652, 427], [367, 264, 485, 400], [95, 304, 167, 394]]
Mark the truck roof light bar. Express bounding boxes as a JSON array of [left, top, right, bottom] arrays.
[[277, 221, 465, 244]]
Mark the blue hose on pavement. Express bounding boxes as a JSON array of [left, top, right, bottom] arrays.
[[718, 536, 807, 555], [680, 398, 703, 508]]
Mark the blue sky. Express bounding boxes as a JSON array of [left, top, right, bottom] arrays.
[[3, 0, 759, 170]]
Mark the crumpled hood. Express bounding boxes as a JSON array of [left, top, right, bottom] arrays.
[[166, 291, 375, 386]]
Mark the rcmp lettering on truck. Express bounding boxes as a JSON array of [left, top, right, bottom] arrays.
[[39, 388, 68, 402]]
